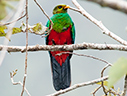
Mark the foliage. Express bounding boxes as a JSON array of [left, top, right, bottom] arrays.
[[12, 27, 22, 34], [0, 22, 47, 37], [97, 81, 114, 89], [0, 25, 7, 36], [108, 57, 127, 89], [0, 0, 19, 20], [30, 22, 47, 35], [0, 25, 22, 37]]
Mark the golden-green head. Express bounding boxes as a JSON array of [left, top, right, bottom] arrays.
[[53, 4, 70, 14]]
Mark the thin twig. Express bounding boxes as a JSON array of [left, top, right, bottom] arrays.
[[0, 13, 26, 26], [20, 0, 28, 96], [47, 76, 108, 96], [71, 0, 127, 46], [100, 65, 121, 96], [91, 86, 101, 96], [108, 89, 121, 96], [101, 64, 110, 95], [34, 0, 53, 36], [10, 72, 31, 96], [57, 52, 112, 66]]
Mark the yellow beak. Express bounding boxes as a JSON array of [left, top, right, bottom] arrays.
[[64, 5, 70, 9]]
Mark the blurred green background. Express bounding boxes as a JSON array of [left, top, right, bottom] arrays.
[[0, 0, 127, 96]]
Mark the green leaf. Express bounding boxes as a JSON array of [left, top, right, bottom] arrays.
[[12, 27, 22, 34], [108, 57, 127, 89], [0, 25, 7, 36], [31, 22, 47, 35], [32, 23, 42, 32], [0, 26, 22, 37], [20, 22, 47, 35], [97, 81, 114, 89]]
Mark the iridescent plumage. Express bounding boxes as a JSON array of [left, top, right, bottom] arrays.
[[46, 4, 75, 91]]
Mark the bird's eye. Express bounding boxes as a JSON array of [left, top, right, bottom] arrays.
[[58, 6, 62, 9]]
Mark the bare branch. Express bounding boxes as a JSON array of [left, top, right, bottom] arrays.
[[87, 0, 127, 14], [71, 0, 127, 46], [57, 52, 112, 66], [47, 76, 108, 96], [122, 75, 127, 96], [0, 43, 127, 52], [0, 13, 26, 26], [91, 86, 101, 96], [10, 72, 31, 96], [101, 64, 110, 95], [20, 0, 28, 95], [100, 64, 120, 95]]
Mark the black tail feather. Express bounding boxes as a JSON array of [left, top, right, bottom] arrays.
[[50, 56, 71, 91]]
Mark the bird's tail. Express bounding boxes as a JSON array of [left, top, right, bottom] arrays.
[[50, 55, 71, 91]]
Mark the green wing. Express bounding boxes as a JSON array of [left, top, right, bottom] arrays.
[[45, 20, 50, 45], [71, 22, 75, 44]]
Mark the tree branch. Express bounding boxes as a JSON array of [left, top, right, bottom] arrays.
[[0, 13, 26, 26], [101, 64, 109, 95], [57, 52, 112, 66], [0, 43, 127, 52], [87, 0, 127, 14], [10, 71, 31, 96], [20, 0, 28, 95], [47, 76, 108, 96], [71, 0, 127, 46], [123, 75, 127, 96]]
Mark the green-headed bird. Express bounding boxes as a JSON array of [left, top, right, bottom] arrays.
[[46, 4, 75, 91]]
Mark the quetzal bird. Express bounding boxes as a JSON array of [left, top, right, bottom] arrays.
[[46, 4, 75, 91]]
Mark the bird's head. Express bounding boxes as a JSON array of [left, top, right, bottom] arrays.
[[53, 4, 70, 14]]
